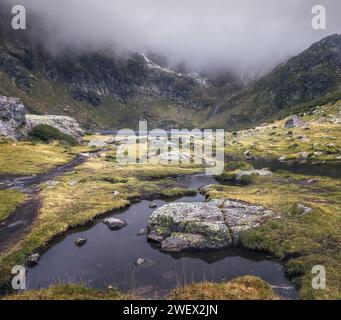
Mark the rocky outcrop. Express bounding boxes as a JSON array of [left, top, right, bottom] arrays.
[[0, 96, 27, 139], [147, 199, 276, 252], [25, 115, 84, 141]]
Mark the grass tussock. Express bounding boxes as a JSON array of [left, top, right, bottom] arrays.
[[169, 276, 278, 300]]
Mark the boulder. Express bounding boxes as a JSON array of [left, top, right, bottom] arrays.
[[74, 238, 87, 247], [149, 202, 157, 209], [0, 96, 27, 139], [25, 115, 83, 142], [103, 218, 127, 230], [27, 253, 40, 267], [147, 199, 276, 252], [285, 116, 305, 128], [134, 257, 155, 268]]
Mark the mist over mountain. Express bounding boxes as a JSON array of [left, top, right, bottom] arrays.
[[3, 0, 341, 78]]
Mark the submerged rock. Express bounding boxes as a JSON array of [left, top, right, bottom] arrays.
[[27, 253, 40, 267], [103, 218, 127, 230], [149, 202, 157, 209], [147, 199, 276, 252], [137, 228, 148, 236]]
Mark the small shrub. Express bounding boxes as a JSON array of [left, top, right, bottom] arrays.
[[29, 125, 78, 146]]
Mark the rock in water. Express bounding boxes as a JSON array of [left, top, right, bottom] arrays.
[[285, 115, 305, 128], [103, 218, 127, 230], [74, 238, 87, 247], [147, 199, 276, 252], [0, 96, 27, 140], [27, 253, 40, 267], [134, 257, 155, 268]]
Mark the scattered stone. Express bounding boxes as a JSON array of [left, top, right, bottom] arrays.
[[299, 152, 309, 159], [147, 232, 165, 243], [74, 238, 87, 247], [137, 228, 148, 236], [296, 204, 313, 215], [326, 143, 336, 148], [243, 150, 255, 160], [27, 253, 40, 267], [45, 180, 59, 189], [306, 178, 318, 184], [7, 220, 24, 229], [279, 155, 287, 161], [336, 156, 341, 160], [149, 202, 157, 209], [134, 257, 155, 268], [103, 218, 127, 230], [236, 168, 272, 181], [284, 115, 305, 129], [198, 184, 215, 195], [68, 179, 78, 187], [147, 199, 276, 252], [112, 191, 120, 197], [88, 140, 108, 148]]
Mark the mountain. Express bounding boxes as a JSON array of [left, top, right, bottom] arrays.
[[206, 34, 341, 129], [0, 1, 340, 131]]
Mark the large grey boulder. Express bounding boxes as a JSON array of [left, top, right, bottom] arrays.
[[0, 96, 27, 139], [25, 115, 83, 142], [284, 115, 305, 128], [147, 199, 276, 252]]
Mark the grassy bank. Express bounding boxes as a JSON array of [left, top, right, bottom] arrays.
[[2, 276, 276, 300], [0, 190, 26, 222], [204, 170, 341, 299], [0, 141, 91, 176], [225, 101, 341, 162]]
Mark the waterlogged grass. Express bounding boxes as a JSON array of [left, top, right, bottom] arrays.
[[169, 276, 278, 300], [225, 101, 341, 162], [0, 157, 202, 288], [0, 190, 26, 222], [0, 141, 91, 175], [205, 171, 341, 299]]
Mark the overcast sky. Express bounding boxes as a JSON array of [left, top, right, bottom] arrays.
[[5, 0, 341, 76]]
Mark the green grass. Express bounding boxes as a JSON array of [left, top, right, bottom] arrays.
[[169, 276, 278, 300], [0, 190, 26, 222], [203, 171, 341, 299], [0, 141, 91, 175], [1, 284, 138, 300], [224, 100, 341, 162]]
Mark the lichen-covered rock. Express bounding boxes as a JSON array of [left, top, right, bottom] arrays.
[[0, 96, 27, 139], [147, 199, 276, 252], [25, 115, 83, 142]]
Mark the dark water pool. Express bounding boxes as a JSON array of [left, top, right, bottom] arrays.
[[26, 175, 297, 299], [225, 155, 341, 179]]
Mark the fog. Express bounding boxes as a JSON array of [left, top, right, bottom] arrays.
[[4, 0, 341, 76]]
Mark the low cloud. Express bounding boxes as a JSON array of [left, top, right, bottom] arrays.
[[4, 0, 341, 76]]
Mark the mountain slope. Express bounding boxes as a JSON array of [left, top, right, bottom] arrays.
[[206, 34, 341, 129]]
